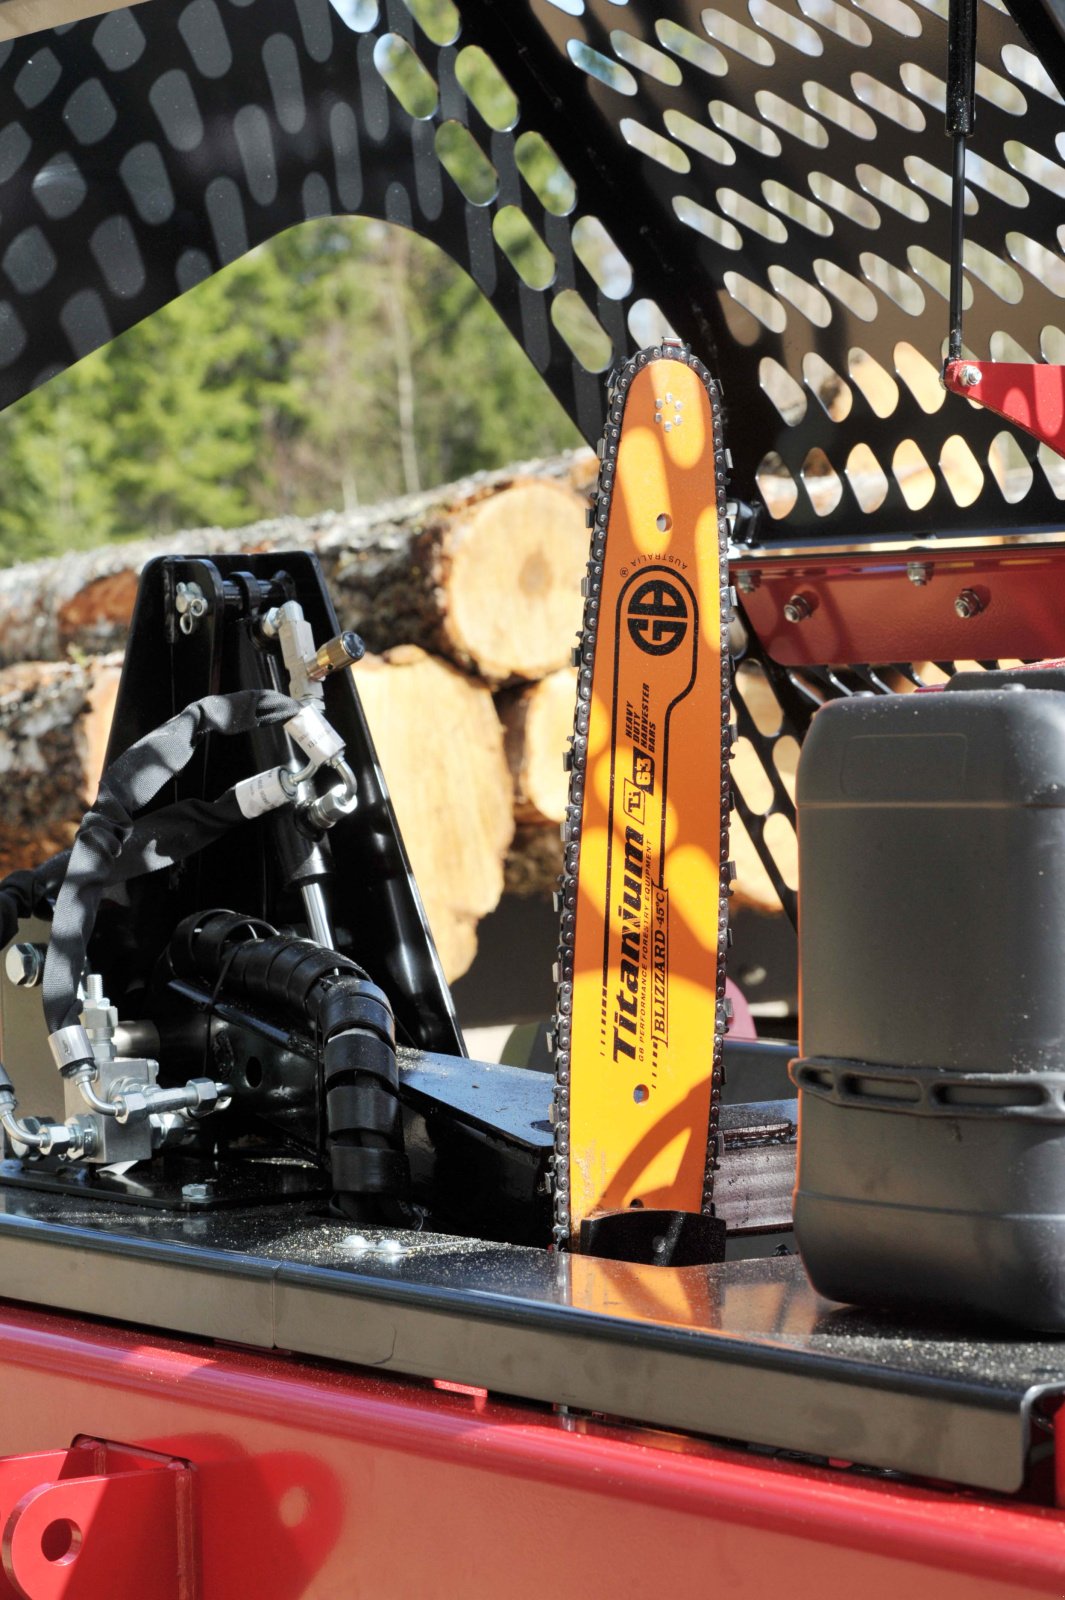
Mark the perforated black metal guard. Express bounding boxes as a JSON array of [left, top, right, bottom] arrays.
[[2, 0, 1065, 546]]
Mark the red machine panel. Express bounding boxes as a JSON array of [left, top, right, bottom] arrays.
[[735, 545, 1065, 667], [0, 1302, 1060, 1598]]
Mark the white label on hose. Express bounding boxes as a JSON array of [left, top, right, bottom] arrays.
[[235, 768, 291, 819], [285, 706, 344, 766]]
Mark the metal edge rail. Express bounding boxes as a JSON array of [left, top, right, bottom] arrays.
[[0, 1205, 1048, 1496]]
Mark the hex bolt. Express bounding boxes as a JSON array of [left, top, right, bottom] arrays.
[[958, 365, 982, 388], [907, 562, 933, 587], [175, 581, 208, 637], [4, 943, 45, 988], [954, 588, 985, 619], [783, 594, 813, 624]]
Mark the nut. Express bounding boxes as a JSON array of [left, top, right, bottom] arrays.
[[113, 1090, 150, 1124], [783, 594, 813, 624], [954, 587, 985, 620]]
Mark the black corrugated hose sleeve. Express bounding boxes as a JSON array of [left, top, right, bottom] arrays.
[[41, 689, 299, 1037], [169, 912, 411, 1224]]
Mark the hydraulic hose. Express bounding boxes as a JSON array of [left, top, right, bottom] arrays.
[[168, 910, 410, 1224], [42, 689, 300, 1050]]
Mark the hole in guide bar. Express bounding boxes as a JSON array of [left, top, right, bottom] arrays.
[[656, 514, 672, 532], [633, 1084, 650, 1103]]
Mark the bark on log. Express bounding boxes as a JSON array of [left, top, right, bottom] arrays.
[[505, 824, 563, 899], [353, 646, 515, 982], [0, 449, 596, 674], [0, 654, 121, 876]]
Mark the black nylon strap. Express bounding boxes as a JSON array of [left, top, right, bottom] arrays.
[[111, 793, 245, 880], [43, 689, 299, 1032], [0, 859, 64, 948]]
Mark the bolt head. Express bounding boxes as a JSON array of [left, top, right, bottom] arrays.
[[954, 587, 984, 619], [4, 943, 43, 988], [783, 594, 812, 624], [959, 364, 982, 388], [906, 561, 932, 587]]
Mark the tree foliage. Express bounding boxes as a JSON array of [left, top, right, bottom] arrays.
[[0, 217, 582, 564]]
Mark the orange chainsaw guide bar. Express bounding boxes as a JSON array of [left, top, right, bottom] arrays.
[[553, 344, 731, 1245]]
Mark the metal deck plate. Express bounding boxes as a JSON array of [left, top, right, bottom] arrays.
[[0, 1188, 1058, 1496]]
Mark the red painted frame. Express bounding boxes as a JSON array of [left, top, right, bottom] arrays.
[[735, 544, 1065, 667], [0, 1300, 1060, 1598]]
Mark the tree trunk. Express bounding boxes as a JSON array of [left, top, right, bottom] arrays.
[[0, 641, 575, 972], [0, 655, 122, 876], [0, 641, 779, 981], [0, 442, 793, 979], [353, 646, 516, 982], [0, 449, 596, 675], [497, 667, 576, 825], [350, 478, 589, 683]]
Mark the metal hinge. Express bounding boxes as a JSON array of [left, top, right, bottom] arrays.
[[0, 1436, 196, 1599]]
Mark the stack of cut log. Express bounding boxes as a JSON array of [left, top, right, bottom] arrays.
[[0, 448, 785, 981]]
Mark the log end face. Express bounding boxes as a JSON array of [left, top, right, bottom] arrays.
[[444, 481, 587, 683]]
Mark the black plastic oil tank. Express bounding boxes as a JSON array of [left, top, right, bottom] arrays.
[[793, 669, 1065, 1330]]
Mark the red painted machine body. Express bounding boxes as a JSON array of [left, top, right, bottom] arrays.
[[943, 361, 1065, 459], [734, 543, 1065, 667], [0, 1300, 1061, 1599]]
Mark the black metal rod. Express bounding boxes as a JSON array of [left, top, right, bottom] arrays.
[[945, 0, 977, 365], [947, 134, 968, 363]]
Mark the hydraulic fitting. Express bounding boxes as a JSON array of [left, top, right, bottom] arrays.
[[307, 631, 365, 681]]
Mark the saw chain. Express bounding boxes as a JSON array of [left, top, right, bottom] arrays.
[[551, 342, 732, 1248]]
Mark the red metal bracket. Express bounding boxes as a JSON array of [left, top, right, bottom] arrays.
[[734, 543, 1065, 666], [0, 1438, 195, 1600], [944, 359, 1065, 458]]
